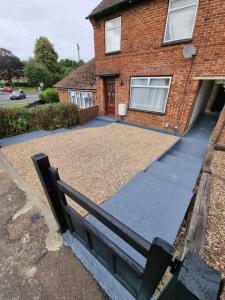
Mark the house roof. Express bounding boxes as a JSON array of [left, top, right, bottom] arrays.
[[87, 0, 143, 19], [54, 59, 96, 90]]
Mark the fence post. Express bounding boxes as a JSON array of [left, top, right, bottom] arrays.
[[137, 237, 174, 300], [32, 153, 69, 233], [157, 251, 222, 300]]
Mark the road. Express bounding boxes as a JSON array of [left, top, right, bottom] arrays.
[[0, 92, 39, 105]]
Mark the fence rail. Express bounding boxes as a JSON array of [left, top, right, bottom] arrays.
[[32, 153, 223, 300]]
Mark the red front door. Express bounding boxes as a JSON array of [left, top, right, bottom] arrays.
[[104, 77, 115, 116]]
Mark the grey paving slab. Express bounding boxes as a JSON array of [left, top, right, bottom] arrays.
[[174, 139, 209, 158], [145, 161, 197, 191], [170, 150, 203, 164], [49, 128, 69, 134], [0, 130, 51, 147], [75, 120, 111, 128], [96, 116, 119, 123], [88, 174, 192, 267], [160, 154, 202, 174]]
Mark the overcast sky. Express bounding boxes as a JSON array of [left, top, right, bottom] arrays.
[[0, 0, 100, 62]]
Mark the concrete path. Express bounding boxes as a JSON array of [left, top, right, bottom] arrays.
[[0, 166, 106, 299], [67, 113, 218, 299], [88, 113, 218, 264]]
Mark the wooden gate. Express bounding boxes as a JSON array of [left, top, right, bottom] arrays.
[[32, 153, 223, 300]]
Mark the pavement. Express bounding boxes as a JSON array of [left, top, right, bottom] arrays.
[[0, 91, 38, 105], [0, 161, 106, 300]]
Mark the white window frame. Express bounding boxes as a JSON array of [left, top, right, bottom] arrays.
[[129, 76, 172, 113], [105, 17, 121, 54], [164, 0, 199, 43], [69, 90, 93, 109]]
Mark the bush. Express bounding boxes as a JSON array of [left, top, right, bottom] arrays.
[[39, 88, 59, 104], [0, 103, 79, 138]]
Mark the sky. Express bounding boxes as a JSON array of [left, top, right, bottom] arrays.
[[0, 0, 100, 62]]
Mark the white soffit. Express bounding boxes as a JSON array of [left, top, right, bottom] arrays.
[[194, 76, 225, 80]]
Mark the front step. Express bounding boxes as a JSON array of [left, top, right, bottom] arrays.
[[160, 154, 202, 174], [88, 174, 193, 267], [96, 116, 119, 123], [169, 150, 203, 165], [145, 161, 197, 191], [174, 138, 208, 158]]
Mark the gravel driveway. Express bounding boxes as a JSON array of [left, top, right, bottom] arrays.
[[1, 123, 178, 215], [203, 150, 225, 278]]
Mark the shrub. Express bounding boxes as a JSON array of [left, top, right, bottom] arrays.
[[39, 88, 59, 104], [0, 103, 79, 138]]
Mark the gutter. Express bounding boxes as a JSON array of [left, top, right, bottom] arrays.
[[86, 0, 143, 20]]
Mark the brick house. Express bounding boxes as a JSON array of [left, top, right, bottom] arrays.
[[85, 0, 225, 137], [55, 59, 96, 109]]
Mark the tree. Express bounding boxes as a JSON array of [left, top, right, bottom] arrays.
[[34, 37, 59, 74], [0, 48, 23, 84], [25, 59, 53, 88], [59, 58, 85, 77]]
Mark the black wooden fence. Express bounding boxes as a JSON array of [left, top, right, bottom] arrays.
[[32, 153, 223, 300]]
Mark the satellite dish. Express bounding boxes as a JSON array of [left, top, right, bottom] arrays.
[[183, 44, 197, 59]]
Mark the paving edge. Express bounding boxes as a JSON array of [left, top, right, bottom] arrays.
[[0, 152, 63, 251]]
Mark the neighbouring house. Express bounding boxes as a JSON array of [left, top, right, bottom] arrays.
[[85, 0, 225, 140], [54, 59, 96, 109]]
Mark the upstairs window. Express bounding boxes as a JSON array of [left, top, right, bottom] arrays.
[[105, 17, 121, 53], [130, 77, 171, 113], [164, 0, 199, 43], [69, 91, 93, 109]]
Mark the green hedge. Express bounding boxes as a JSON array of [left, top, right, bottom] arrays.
[[39, 88, 59, 104], [12, 82, 31, 87], [0, 103, 79, 138]]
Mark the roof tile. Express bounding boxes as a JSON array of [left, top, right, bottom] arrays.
[[54, 59, 96, 90]]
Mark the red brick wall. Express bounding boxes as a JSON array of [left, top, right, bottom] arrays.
[[79, 105, 99, 124], [57, 89, 69, 103], [91, 0, 225, 133]]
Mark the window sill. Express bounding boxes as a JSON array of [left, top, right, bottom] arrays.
[[129, 107, 166, 116], [105, 51, 121, 56], [162, 38, 192, 47]]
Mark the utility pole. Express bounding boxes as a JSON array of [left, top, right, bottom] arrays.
[[77, 43, 80, 62]]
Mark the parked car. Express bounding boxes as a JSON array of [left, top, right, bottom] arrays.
[[10, 90, 26, 100], [3, 86, 14, 93]]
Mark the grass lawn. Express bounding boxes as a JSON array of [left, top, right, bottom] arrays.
[[15, 87, 39, 94]]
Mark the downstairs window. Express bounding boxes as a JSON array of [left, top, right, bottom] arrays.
[[69, 91, 93, 109], [130, 77, 172, 113]]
